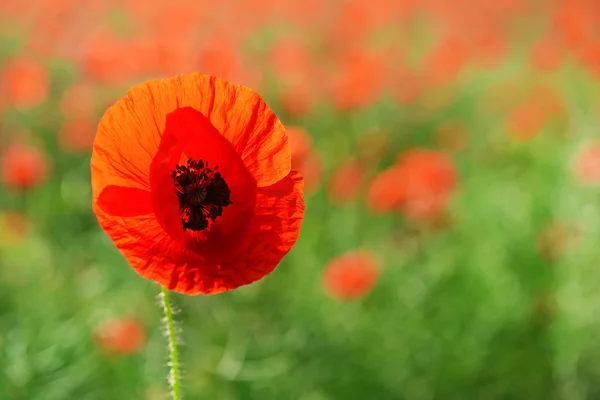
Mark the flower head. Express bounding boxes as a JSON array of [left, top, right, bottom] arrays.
[[1, 144, 50, 189], [323, 250, 380, 301], [0, 57, 49, 109], [91, 73, 305, 295], [94, 318, 145, 355]]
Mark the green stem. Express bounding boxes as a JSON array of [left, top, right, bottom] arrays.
[[160, 285, 182, 400]]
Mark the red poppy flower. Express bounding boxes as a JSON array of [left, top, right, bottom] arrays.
[[366, 166, 405, 214], [530, 36, 565, 72], [367, 149, 457, 222], [329, 48, 387, 110], [422, 35, 466, 87], [0, 57, 49, 109], [94, 318, 145, 355], [1, 144, 50, 189], [323, 250, 380, 301], [91, 73, 305, 295], [508, 101, 545, 141], [572, 141, 600, 185], [395, 149, 457, 223]]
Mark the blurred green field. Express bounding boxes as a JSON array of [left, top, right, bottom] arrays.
[[3, 1, 600, 399]]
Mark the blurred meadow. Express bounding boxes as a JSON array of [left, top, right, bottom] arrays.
[[2, 0, 600, 399]]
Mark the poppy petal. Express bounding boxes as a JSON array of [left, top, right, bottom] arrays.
[[170, 74, 290, 187], [93, 74, 289, 193], [221, 170, 304, 286], [97, 186, 153, 217], [94, 203, 228, 295]]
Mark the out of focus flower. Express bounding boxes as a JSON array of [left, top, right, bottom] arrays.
[[81, 29, 129, 85], [571, 141, 600, 185], [470, 31, 508, 69], [0, 57, 49, 109], [329, 48, 386, 110], [366, 166, 405, 214], [367, 149, 457, 223], [323, 250, 380, 301], [530, 36, 565, 72], [0, 212, 29, 247], [422, 35, 466, 87], [1, 144, 50, 189], [553, 1, 594, 50], [328, 158, 365, 204], [268, 37, 313, 85], [327, 0, 380, 47], [198, 39, 240, 83], [94, 318, 146, 355], [508, 86, 565, 141], [577, 40, 600, 79], [508, 102, 545, 141], [59, 118, 96, 153], [395, 149, 457, 223]]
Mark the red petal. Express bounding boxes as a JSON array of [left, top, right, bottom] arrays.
[[97, 186, 153, 217], [218, 170, 305, 287]]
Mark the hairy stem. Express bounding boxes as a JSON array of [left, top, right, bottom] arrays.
[[160, 286, 182, 400]]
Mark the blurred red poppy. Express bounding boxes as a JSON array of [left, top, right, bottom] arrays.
[[395, 149, 457, 223], [323, 250, 380, 301], [530, 36, 565, 72], [366, 166, 405, 214], [81, 29, 130, 85], [1, 144, 50, 189], [0, 57, 49, 109], [367, 149, 457, 222], [422, 35, 466, 87], [91, 73, 305, 295], [508, 102, 545, 141], [94, 318, 146, 355], [571, 141, 600, 185], [329, 48, 387, 110]]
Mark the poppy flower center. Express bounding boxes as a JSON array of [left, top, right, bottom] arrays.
[[172, 158, 232, 231]]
